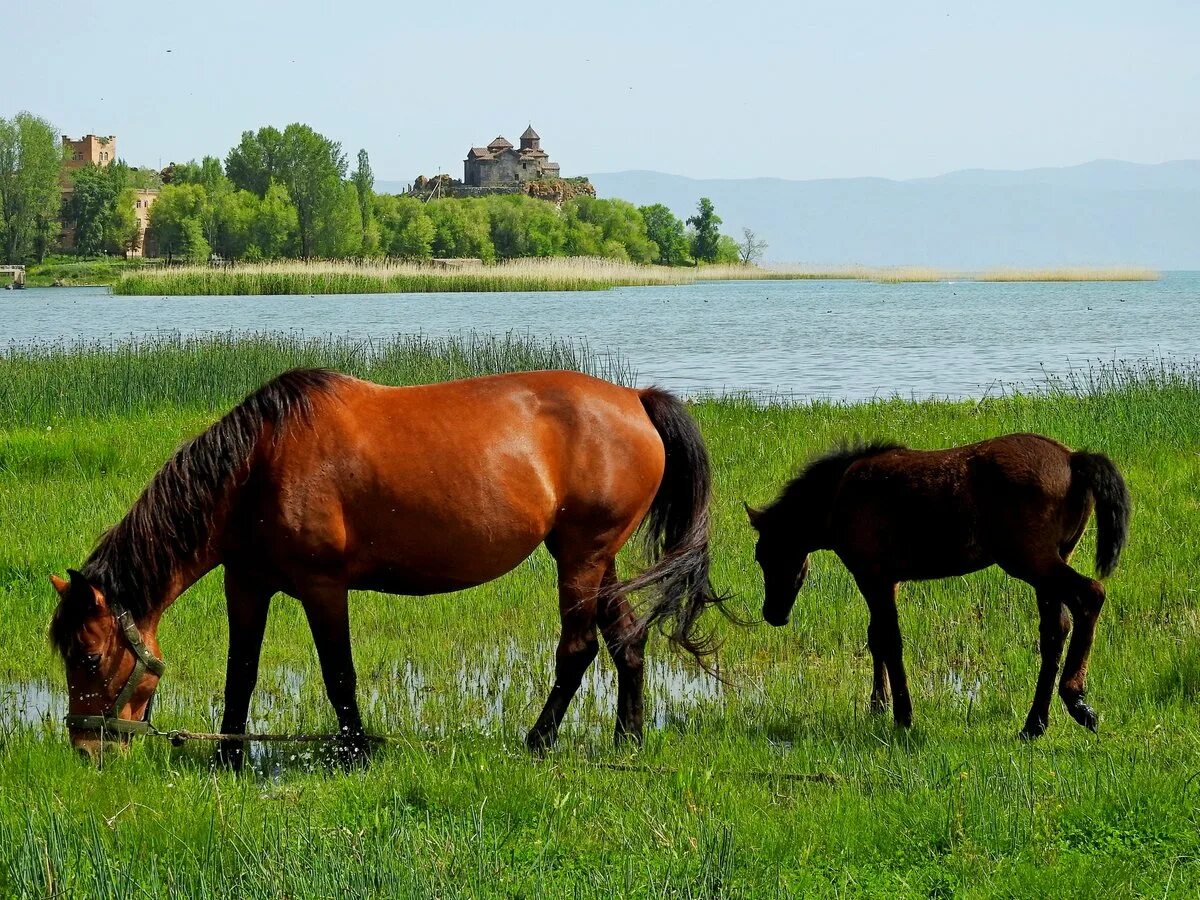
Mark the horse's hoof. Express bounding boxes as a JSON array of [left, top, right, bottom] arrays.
[[213, 742, 246, 773], [334, 732, 373, 769], [1018, 719, 1046, 741], [1068, 702, 1098, 733], [868, 697, 890, 716], [525, 728, 556, 756]]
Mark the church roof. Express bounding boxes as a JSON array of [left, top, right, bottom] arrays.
[[467, 147, 494, 160], [520, 125, 540, 140], [487, 136, 513, 150]]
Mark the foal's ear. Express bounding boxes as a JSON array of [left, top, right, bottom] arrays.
[[49, 574, 70, 597], [743, 502, 764, 529]]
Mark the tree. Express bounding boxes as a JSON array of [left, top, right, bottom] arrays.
[[564, 197, 656, 262], [0, 112, 62, 263], [737, 227, 768, 265], [686, 197, 722, 263], [225, 126, 285, 198], [64, 164, 125, 256], [148, 183, 211, 262], [352, 148, 375, 251], [274, 124, 347, 257], [639, 203, 690, 265], [375, 195, 435, 260]]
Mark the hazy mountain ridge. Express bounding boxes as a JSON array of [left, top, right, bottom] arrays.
[[587, 161, 1200, 267]]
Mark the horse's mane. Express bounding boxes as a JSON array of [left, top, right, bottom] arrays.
[[765, 439, 905, 521], [51, 368, 344, 656]]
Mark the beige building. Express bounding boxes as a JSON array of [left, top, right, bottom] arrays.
[[62, 134, 117, 173], [59, 134, 159, 256]]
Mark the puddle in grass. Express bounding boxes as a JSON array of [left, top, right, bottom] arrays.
[[0, 643, 722, 775], [0, 679, 64, 730]]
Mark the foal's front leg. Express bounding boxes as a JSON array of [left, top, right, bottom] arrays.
[[858, 578, 912, 728]]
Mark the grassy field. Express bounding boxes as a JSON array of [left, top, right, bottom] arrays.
[[108, 258, 1163, 296], [1, 337, 1198, 897], [23, 256, 155, 288]]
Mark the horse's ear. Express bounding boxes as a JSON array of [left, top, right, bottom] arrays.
[[743, 502, 764, 529], [49, 574, 70, 597], [64, 569, 106, 610]]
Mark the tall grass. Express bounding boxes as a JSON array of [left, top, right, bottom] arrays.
[[0, 332, 632, 427], [976, 267, 1160, 282], [3, 336, 1200, 895], [112, 258, 1163, 295]]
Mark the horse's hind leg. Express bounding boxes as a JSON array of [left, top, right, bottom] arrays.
[[598, 562, 648, 746], [1019, 589, 1071, 740], [1057, 567, 1105, 732], [526, 551, 606, 753]]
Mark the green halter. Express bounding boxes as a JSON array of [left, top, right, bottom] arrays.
[[62, 604, 166, 737]]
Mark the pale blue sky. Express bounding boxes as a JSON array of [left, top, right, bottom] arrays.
[[11, 1, 1199, 181]]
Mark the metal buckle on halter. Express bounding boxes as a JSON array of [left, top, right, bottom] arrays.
[[63, 603, 166, 736]]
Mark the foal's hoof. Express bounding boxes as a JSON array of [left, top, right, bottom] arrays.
[[1066, 701, 1099, 733], [868, 696, 889, 716]]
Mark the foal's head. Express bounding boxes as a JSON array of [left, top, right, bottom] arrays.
[[48, 570, 162, 759], [744, 503, 812, 626], [746, 440, 904, 627]]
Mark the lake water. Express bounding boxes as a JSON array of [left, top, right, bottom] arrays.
[[3, 274, 1197, 399]]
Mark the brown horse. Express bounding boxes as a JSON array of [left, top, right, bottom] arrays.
[[746, 433, 1130, 739], [49, 369, 725, 765]]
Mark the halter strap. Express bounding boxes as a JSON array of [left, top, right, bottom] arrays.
[[63, 603, 166, 736]]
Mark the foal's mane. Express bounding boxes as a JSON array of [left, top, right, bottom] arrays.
[[51, 368, 344, 655], [766, 439, 905, 520]]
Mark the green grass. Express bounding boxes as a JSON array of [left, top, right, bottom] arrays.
[[24, 255, 154, 287], [2, 338, 1199, 896]]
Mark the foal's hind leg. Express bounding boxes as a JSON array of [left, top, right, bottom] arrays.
[[598, 562, 648, 746], [1056, 566, 1105, 732], [1019, 590, 1071, 740], [526, 552, 606, 753]]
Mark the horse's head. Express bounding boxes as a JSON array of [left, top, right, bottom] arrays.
[[745, 503, 810, 627], [48, 570, 163, 760]]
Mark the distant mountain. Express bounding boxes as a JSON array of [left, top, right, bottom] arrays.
[[587, 161, 1200, 268]]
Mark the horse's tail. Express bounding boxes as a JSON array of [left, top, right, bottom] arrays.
[[1070, 451, 1131, 579], [614, 387, 728, 666]]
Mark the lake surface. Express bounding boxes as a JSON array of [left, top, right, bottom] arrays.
[[3, 275, 1197, 399]]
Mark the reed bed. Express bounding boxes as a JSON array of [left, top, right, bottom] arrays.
[[112, 257, 1162, 295], [976, 267, 1160, 282], [3, 336, 1199, 895]]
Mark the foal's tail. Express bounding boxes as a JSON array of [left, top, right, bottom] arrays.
[[616, 388, 729, 666], [1071, 451, 1131, 579]]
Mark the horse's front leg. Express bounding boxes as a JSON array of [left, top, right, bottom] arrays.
[[299, 581, 369, 765], [216, 569, 273, 771]]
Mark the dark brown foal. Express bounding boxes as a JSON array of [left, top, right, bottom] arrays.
[[747, 434, 1130, 738]]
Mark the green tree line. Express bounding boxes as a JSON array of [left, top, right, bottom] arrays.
[[2, 113, 753, 266]]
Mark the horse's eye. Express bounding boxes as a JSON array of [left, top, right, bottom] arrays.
[[83, 653, 101, 670]]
